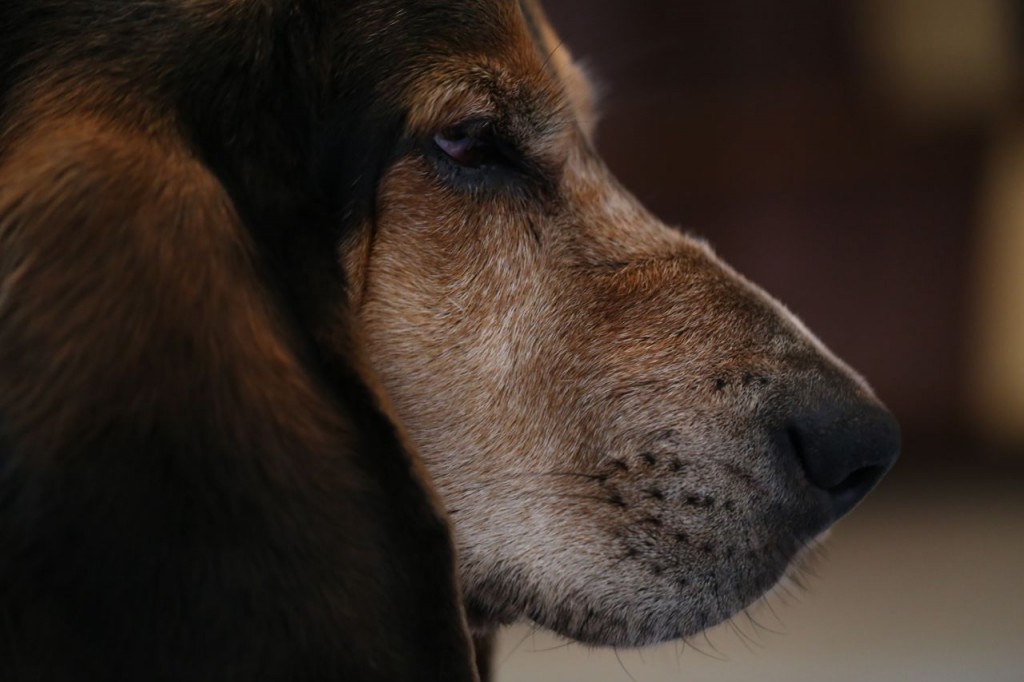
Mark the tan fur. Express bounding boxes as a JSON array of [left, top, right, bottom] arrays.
[[0, 0, 894, 678], [348, 1, 887, 649]]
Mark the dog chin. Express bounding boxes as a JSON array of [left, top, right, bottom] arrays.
[[539, 531, 830, 648]]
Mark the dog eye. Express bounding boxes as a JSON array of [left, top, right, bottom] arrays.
[[433, 121, 508, 170]]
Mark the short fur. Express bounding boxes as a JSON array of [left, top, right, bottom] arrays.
[[0, 2, 897, 681]]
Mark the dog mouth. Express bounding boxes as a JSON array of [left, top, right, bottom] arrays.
[[459, 444, 839, 648], [446, 378, 897, 648], [581, 441, 848, 644], [514, 512, 826, 648]]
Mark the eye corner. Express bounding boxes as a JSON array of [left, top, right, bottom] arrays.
[[419, 114, 559, 200], [429, 119, 552, 191], [431, 118, 510, 171], [432, 119, 496, 170]]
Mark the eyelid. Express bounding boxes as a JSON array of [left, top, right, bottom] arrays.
[[433, 122, 496, 169], [444, 117, 494, 137], [432, 117, 530, 173], [418, 107, 563, 192]]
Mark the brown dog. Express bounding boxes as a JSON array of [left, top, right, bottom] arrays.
[[0, 1, 899, 681]]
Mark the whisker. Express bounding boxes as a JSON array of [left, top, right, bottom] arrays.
[[540, 38, 566, 73], [776, 581, 802, 605], [499, 626, 536, 666], [612, 647, 639, 682], [744, 604, 785, 636], [701, 628, 727, 660], [680, 634, 728, 662], [758, 594, 785, 627], [725, 617, 762, 652], [528, 637, 575, 653]]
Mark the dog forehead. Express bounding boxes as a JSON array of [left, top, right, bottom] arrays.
[[342, 0, 572, 144], [342, 0, 521, 51], [340, 0, 558, 88]]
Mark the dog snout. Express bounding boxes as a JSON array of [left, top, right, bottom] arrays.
[[779, 398, 901, 520]]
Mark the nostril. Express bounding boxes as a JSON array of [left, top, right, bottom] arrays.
[[827, 464, 887, 512], [782, 403, 900, 520], [833, 464, 885, 496], [784, 423, 805, 462]]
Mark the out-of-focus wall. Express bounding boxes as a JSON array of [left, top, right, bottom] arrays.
[[542, 0, 1024, 465], [857, 0, 1016, 127], [974, 123, 1024, 449]]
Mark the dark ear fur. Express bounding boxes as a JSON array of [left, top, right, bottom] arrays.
[[0, 6, 476, 682]]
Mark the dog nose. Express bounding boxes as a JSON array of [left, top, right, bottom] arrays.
[[784, 402, 901, 520]]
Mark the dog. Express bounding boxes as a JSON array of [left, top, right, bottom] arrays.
[[0, 1, 900, 680]]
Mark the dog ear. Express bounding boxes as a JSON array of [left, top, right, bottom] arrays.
[[0, 99, 477, 681]]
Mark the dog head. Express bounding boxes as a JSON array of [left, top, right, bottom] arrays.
[[334, 0, 900, 646], [0, 0, 899, 676]]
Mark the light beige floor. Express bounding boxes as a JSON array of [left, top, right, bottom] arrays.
[[495, 471, 1024, 682]]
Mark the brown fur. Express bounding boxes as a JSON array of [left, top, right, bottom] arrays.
[[0, 1, 898, 680], [348, 0, 897, 666]]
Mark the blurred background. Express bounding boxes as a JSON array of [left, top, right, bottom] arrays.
[[498, 1, 1024, 680]]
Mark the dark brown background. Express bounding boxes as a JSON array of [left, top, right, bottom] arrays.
[[544, 0, 1024, 473]]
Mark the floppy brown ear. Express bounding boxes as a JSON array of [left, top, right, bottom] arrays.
[[0, 100, 477, 681]]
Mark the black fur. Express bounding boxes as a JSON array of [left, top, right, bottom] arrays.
[[0, 1, 507, 679]]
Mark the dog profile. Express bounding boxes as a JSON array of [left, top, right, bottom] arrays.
[[0, 1, 899, 681]]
